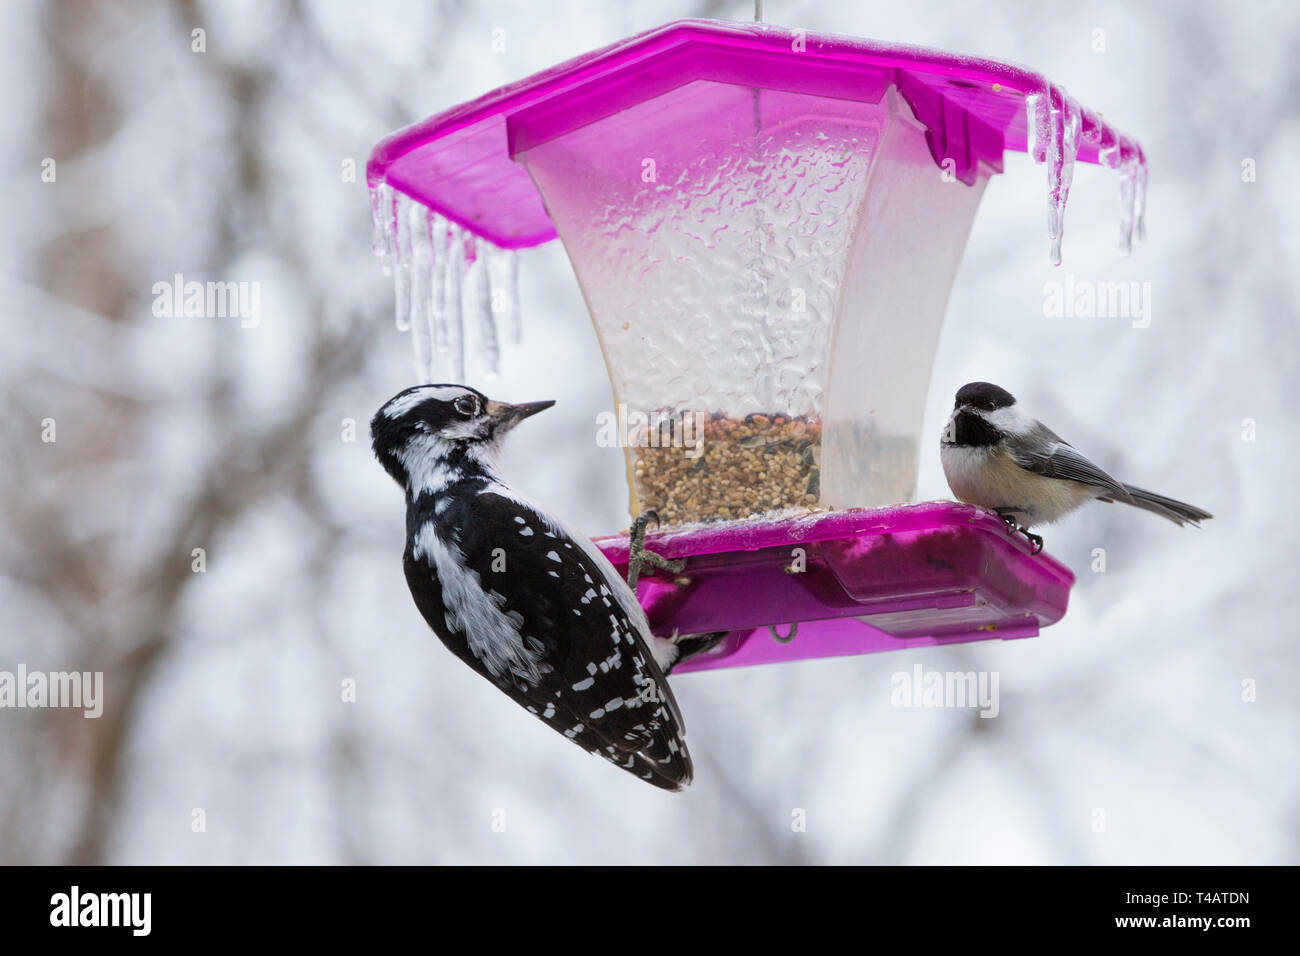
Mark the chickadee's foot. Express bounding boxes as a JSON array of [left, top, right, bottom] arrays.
[[993, 508, 1020, 533], [991, 509, 1042, 552], [1018, 527, 1044, 555], [627, 509, 686, 588]]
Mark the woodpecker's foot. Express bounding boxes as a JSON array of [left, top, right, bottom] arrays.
[[661, 630, 729, 673], [1018, 527, 1045, 555], [627, 510, 686, 589]]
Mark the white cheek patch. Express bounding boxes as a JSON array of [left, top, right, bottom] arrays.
[[984, 406, 1034, 436], [395, 433, 457, 497], [440, 417, 490, 442]]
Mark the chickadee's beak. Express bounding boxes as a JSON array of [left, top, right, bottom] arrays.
[[485, 399, 555, 432]]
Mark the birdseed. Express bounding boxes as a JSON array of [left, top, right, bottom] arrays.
[[631, 413, 822, 524]]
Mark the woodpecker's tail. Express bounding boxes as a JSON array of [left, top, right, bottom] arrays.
[[1112, 484, 1213, 526], [628, 735, 694, 792]]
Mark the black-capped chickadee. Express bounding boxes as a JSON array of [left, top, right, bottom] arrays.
[[940, 382, 1212, 553]]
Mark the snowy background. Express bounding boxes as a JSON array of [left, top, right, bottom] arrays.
[[1, 0, 1296, 864]]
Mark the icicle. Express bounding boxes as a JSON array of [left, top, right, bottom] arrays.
[[369, 184, 524, 379], [1097, 133, 1149, 256], [1045, 90, 1062, 265], [1117, 161, 1136, 255], [507, 252, 521, 345], [1132, 159, 1148, 246], [1042, 85, 1080, 267], [1079, 107, 1103, 147], [369, 183, 394, 274], [443, 222, 466, 381], [408, 202, 434, 381], [1029, 87, 1133, 265], [1108, 144, 1146, 257], [1059, 97, 1080, 262], [430, 214, 450, 365], [466, 238, 500, 377], [392, 191, 413, 331], [1097, 134, 1120, 172], [1024, 91, 1048, 165], [1098, 134, 1124, 252], [488, 247, 522, 346]]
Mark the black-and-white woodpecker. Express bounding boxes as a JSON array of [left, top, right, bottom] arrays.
[[371, 384, 693, 791], [940, 382, 1212, 552]]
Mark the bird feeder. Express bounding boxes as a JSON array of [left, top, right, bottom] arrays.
[[366, 19, 1148, 671]]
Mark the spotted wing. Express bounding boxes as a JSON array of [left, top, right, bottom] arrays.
[[405, 490, 692, 791]]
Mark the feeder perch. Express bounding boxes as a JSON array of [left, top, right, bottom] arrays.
[[367, 19, 1149, 671]]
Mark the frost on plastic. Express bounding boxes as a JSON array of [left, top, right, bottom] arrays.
[[1026, 84, 1148, 264], [369, 183, 520, 383]]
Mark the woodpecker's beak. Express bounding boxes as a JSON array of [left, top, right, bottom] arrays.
[[485, 399, 555, 432]]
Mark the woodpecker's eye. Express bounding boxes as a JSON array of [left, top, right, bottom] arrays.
[[453, 396, 477, 417]]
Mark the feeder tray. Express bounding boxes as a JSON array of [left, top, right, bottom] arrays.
[[367, 19, 1146, 669], [595, 503, 1072, 673]]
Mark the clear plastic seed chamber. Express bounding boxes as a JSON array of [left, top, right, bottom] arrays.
[[514, 83, 988, 523], [367, 19, 1148, 671]]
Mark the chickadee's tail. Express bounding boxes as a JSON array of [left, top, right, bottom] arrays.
[[1110, 484, 1214, 526]]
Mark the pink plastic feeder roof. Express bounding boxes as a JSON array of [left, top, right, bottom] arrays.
[[366, 18, 1145, 249]]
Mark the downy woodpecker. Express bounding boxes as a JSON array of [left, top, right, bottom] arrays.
[[371, 384, 693, 791]]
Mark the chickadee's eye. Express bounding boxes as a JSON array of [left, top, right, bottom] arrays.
[[453, 396, 477, 417]]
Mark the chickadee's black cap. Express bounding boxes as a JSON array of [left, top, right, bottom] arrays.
[[955, 382, 1016, 410]]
